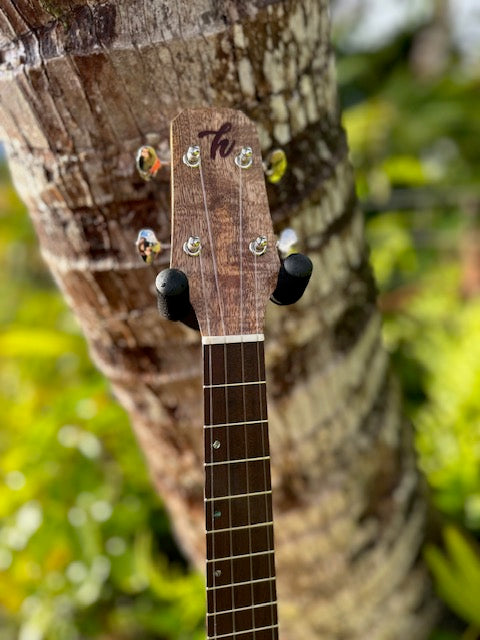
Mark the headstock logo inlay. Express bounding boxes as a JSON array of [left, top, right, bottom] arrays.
[[198, 122, 235, 160]]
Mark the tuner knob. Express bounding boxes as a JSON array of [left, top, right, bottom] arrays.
[[155, 268, 199, 330], [271, 253, 313, 306]]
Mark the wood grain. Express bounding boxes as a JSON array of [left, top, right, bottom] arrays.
[[170, 108, 280, 337]]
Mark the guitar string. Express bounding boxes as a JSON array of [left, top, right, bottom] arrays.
[[198, 231, 220, 637], [253, 246, 276, 638], [238, 165, 257, 638], [203, 258, 217, 633], [199, 251, 212, 339], [198, 230, 216, 632], [194, 146, 218, 636], [208, 340, 219, 639], [198, 151, 235, 638], [222, 335, 236, 638], [198, 146, 226, 334], [179, 120, 217, 634]]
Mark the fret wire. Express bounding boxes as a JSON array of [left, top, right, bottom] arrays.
[[206, 549, 274, 563], [205, 455, 270, 467], [207, 600, 277, 616], [207, 521, 274, 534], [204, 490, 272, 502], [206, 576, 276, 591], [204, 419, 268, 429], [203, 381, 266, 389], [207, 624, 279, 640]]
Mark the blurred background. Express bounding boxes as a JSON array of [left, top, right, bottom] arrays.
[[1, 0, 480, 638]]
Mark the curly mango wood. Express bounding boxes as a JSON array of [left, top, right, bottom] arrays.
[[170, 108, 280, 337]]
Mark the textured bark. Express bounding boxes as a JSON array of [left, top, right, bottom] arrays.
[[0, 1, 438, 638]]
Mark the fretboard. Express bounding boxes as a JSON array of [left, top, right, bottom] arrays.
[[203, 338, 279, 640]]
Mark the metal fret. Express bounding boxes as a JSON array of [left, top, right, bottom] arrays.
[[204, 419, 268, 429], [206, 549, 274, 563], [205, 455, 270, 467], [206, 600, 277, 616], [207, 521, 273, 534], [204, 489, 272, 502], [206, 576, 276, 591], [207, 624, 279, 639], [203, 380, 266, 389]]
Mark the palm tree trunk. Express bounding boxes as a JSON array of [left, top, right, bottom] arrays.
[[0, 1, 438, 637]]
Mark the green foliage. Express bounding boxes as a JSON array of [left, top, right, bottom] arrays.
[[340, 28, 480, 529], [336, 13, 480, 638], [0, 180, 204, 638], [425, 527, 480, 628]]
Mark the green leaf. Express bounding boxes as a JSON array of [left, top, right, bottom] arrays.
[[425, 528, 480, 626], [0, 328, 79, 358]]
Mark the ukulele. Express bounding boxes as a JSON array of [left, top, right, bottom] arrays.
[[154, 107, 311, 640]]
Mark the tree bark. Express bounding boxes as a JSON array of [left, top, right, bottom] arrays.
[[0, 1, 438, 638]]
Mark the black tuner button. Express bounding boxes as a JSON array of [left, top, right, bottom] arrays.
[[155, 268, 199, 331], [271, 253, 313, 306]]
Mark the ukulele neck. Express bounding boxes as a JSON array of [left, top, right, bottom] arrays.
[[203, 335, 279, 639]]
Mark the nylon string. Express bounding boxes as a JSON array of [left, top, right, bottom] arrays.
[[195, 151, 218, 635], [198, 154, 226, 335], [238, 165, 258, 637], [253, 240, 276, 637]]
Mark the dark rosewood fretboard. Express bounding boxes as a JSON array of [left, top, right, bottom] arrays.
[[203, 339, 278, 640]]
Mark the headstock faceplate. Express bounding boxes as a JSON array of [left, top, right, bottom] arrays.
[[170, 108, 280, 337]]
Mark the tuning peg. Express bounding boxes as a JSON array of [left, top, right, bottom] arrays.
[[271, 253, 313, 306], [264, 148, 287, 184], [155, 268, 199, 331], [136, 229, 162, 264], [135, 145, 169, 181]]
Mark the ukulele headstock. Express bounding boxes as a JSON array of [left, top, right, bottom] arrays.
[[169, 108, 280, 338]]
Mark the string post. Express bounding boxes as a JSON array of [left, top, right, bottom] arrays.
[[249, 235, 268, 256], [235, 146, 253, 169], [271, 253, 313, 306], [183, 235, 202, 257], [183, 145, 201, 168]]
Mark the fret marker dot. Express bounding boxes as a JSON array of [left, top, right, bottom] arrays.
[[212, 440, 221, 449], [214, 569, 221, 577], [214, 510, 221, 518]]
